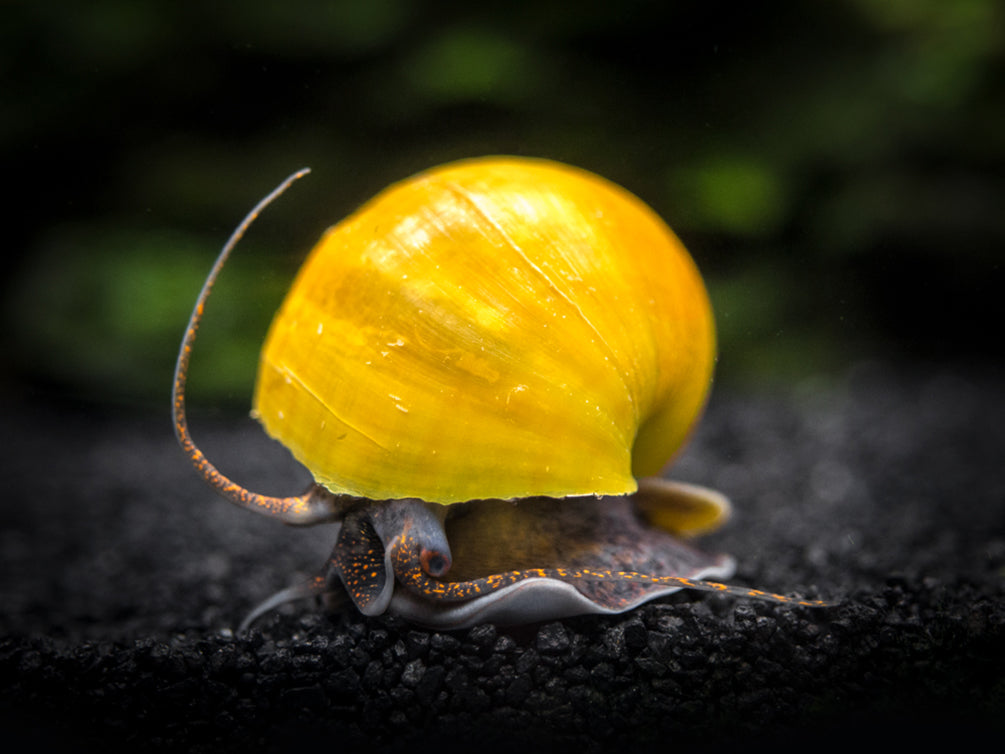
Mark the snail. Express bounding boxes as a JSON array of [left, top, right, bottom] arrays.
[[173, 157, 827, 630]]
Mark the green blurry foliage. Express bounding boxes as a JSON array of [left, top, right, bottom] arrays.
[[402, 26, 550, 106], [670, 158, 789, 237], [7, 227, 294, 408], [3, 0, 1002, 408]]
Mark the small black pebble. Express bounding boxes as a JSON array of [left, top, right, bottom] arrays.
[[536, 622, 571, 654]]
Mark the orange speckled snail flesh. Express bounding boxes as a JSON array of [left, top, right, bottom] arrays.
[[173, 157, 828, 630]]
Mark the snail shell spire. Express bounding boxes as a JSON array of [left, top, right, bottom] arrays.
[[252, 157, 715, 503]]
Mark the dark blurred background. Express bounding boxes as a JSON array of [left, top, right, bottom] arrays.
[[3, 0, 1003, 413]]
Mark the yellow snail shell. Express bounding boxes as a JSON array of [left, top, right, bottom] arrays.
[[252, 156, 715, 504]]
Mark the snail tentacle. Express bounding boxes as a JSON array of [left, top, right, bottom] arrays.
[[332, 500, 453, 614], [238, 576, 327, 633], [390, 522, 829, 609], [172, 168, 339, 526]]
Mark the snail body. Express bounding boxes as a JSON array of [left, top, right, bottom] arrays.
[[173, 158, 826, 630]]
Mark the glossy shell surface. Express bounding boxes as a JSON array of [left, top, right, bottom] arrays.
[[252, 157, 715, 503]]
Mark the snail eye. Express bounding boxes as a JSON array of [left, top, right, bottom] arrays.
[[420, 548, 451, 577]]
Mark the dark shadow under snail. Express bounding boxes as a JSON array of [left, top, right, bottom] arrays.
[[173, 159, 828, 631]]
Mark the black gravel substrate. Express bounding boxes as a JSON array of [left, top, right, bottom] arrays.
[[2, 361, 1003, 753]]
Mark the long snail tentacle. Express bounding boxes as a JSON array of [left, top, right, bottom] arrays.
[[390, 523, 829, 609], [172, 168, 337, 526]]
